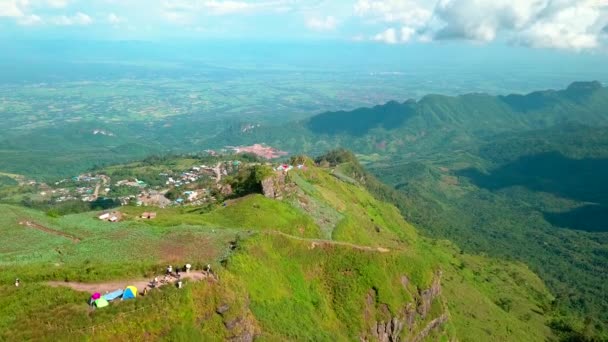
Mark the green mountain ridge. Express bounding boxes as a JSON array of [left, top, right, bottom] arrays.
[[0, 157, 554, 341], [212, 81, 608, 155], [208, 83, 608, 340]]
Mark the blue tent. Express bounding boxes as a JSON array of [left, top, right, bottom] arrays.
[[122, 286, 137, 300], [103, 289, 123, 301]]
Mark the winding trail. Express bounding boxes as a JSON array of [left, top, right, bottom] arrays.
[[19, 220, 81, 243], [47, 271, 209, 293], [266, 230, 393, 253]]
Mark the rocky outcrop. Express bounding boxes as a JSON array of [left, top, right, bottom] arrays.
[[412, 314, 448, 342], [261, 175, 280, 199], [417, 271, 442, 318], [363, 271, 446, 342], [261, 171, 293, 200], [215, 295, 260, 342], [371, 317, 405, 342]]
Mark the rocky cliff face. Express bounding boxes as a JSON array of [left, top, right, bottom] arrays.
[[215, 294, 260, 342], [364, 271, 446, 342], [261, 171, 294, 200]]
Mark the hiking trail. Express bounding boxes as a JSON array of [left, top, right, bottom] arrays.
[[19, 220, 81, 243], [266, 230, 393, 253], [47, 271, 211, 293]]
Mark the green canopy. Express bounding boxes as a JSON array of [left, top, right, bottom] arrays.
[[94, 297, 109, 308]]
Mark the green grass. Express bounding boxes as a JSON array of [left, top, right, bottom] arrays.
[[0, 162, 556, 341], [0, 204, 237, 283], [121, 194, 322, 238]]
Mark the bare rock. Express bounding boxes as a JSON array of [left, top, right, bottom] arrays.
[[261, 172, 287, 199], [216, 304, 230, 315]]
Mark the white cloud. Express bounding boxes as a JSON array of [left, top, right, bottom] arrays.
[[18, 14, 43, 25], [354, 0, 608, 51], [44, 0, 69, 8], [434, 0, 551, 41], [373, 27, 398, 44], [518, 2, 605, 50], [306, 16, 337, 31], [161, 0, 290, 25], [432, 0, 607, 51], [163, 0, 288, 18], [107, 13, 125, 24], [0, 0, 25, 17], [400, 26, 416, 42], [50, 12, 93, 25], [354, 0, 435, 44], [354, 0, 433, 27], [203, 0, 256, 15], [371, 26, 419, 43]]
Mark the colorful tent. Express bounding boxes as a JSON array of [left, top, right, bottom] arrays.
[[89, 292, 101, 305], [103, 289, 124, 302], [122, 286, 137, 300], [94, 297, 109, 308]]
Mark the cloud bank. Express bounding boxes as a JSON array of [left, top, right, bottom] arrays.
[[1, 0, 606, 51], [356, 0, 608, 51]]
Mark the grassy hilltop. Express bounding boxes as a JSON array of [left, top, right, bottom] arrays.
[[0, 155, 553, 341], [208, 82, 608, 340]]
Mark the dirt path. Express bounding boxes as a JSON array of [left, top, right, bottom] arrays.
[[266, 230, 393, 253], [213, 162, 222, 183], [92, 175, 109, 200], [47, 271, 209, 293], [19, 220, 81, 243]]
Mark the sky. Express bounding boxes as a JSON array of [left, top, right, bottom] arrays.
[[0, 0, 607, 53]]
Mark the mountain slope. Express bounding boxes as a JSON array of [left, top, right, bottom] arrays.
[[365, 127, 608, 340], [0, 158, 553, 341], [210, 82, 608, 340]]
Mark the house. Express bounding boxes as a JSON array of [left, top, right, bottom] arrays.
[[141, 212, 157, 219], [276, 164, 293, 172], [109, 216, 118, 222], [98, 213, 110, 220]]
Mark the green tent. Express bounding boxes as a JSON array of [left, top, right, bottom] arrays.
[[94, 297, 109, 308]]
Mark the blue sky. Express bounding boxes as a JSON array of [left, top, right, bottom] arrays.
[[1, 0, 607, 53]]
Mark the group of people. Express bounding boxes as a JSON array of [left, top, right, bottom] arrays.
[[148, 263, 199, 290], [14, 262, 214, 291]]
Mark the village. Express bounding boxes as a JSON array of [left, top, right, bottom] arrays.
[[49, 160, 241, 211], [9, 145, 300, 222]]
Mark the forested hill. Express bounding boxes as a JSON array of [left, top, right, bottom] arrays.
[[212, 81, 608, 154]]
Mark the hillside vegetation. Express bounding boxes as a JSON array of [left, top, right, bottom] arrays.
[[211, 82, 608, 340], [0, 158, 553, 341]]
